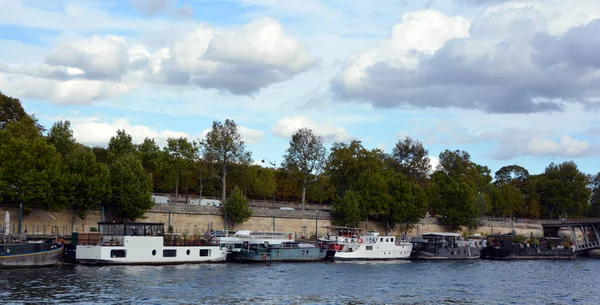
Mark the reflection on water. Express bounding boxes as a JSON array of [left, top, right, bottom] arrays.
[[2, 260, 600, 304]]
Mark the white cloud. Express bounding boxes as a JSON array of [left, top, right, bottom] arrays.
[[66, 117, 190, 147], [429, 156, 440, 173], [197, 126, 265, 145], [152, 17, 319, 94], [130, 0, 194, 18], [331, 1, 600, 113], [270, 116, 355, 143], [492, 135, 600, 159]]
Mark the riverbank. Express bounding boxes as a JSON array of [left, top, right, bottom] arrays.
[[0, 204, 547, 239]]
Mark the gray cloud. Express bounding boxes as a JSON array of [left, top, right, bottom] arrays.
[[130, 0, 193, 18], [331, 9, 600, 114]]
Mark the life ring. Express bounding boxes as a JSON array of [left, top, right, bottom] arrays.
[[263, 254, 268, 260], [357, 237, 364, 244], [288, 233, 293, 240]]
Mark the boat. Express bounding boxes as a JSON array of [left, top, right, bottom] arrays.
[[216, 230, 296, 252], [320, 226, 412, 260], [410, 232, 480, 260], [227, 240, 327, 262], [1, 211, 63, 268], [480, 233, 577, 260], [73, 222, 227, 265]]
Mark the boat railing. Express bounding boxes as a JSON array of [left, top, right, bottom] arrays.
[[163, 234, 218, 247]]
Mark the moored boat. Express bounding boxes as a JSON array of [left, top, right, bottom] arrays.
[[320, 226, 412, 261], [411, 232, 480, 260], [480, 233, 577, 260], [228, 240, 326, 262], [1, 235, 63, 268], [74, 222, 227, 265]]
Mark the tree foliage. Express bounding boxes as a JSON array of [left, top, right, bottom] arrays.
[[107, 153, 153, 220], [201, 119, 252, 202], [590, 172, 600, 217], [536, 161, 590, 220], [282, 128, 327, 210], [389, 137, 431, 182], [224, 185, 252, 226]]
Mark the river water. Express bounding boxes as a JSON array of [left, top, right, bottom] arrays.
[[1, 259, 599, 304]]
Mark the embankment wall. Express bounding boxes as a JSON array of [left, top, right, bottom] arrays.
[[0, 204, 543, 238]]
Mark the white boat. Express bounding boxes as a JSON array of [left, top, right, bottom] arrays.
[[320, 226, 413, 260], [75, 222, 227, 265], [216, 230, 295, 252]]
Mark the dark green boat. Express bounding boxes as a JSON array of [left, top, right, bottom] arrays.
[[228, 241, 327, 262]]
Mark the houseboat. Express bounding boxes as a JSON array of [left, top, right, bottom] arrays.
[[1, 212, 63, 268], [216, 230, 295, 252], [320, 226, 412, 260], [74, 222, 227, 265], [480, 233, 577, 259], [228, 240, 327, 262], [411, 232, 480, 260]]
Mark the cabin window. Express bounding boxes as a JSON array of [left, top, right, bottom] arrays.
[[385, 238, 389, 242], [200, 249, 210, 257], [110, 249, 126, 258], [380, 238, 383, 242], [391, 238, 394, 242], [186, 249, 191, 256], [366, 246, 373, 251], [163, 249, 177, 257], [152, 249, 157, 256]]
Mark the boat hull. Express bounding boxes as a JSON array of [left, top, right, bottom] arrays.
[[480, 246, 577, 260], [326, 242, 413, 261], [76, 245, 227, 265], [0, 245, 63, 268], [411, 247, 480, 260], [228, 247, 327, 262]]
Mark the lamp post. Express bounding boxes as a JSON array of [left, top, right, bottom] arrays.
[[261, 158, 277, 202]]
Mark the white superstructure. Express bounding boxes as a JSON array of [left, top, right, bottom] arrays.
[[321, 226, 412, 260], [75, 222, 227, 265]]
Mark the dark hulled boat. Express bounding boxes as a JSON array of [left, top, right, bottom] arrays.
[[228, 241, 327, 262], [1, 234, 63, 268], [411, 232, 480, 260], [480, 233, 576, 260]]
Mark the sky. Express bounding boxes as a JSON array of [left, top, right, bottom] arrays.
[[1, 0, 599, 176]]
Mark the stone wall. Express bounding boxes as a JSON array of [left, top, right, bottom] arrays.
[[1, 204, 543, 238]]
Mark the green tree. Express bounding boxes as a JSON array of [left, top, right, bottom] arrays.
[[589, 172, 600, 217], [537, 161, 590, 220], [389, 137, 431, 182], [48, 121, 110, 221], [0, 117, 67, 211], [165, 137, 199, 200], [253, 166, 276, 201], [431, 150, 488, 230], [387, 173, 428, 231], [224, 185, 252, 226], [0, 92, 36, 130], [201, 119, 252, 203], [282, 128, 327, 211], [107, 129, 137, 163], [332, 190, 361, 227], [107, 153, 153, 220], [137, 137, 163, 187]]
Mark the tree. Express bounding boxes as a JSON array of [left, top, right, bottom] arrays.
[[253, 166, 276, 201], [0, 117, 67, 211], [590, 172, 600, 217], [282, 128, 327, 210], [332, 190, 361, 227], [107, 129, 137, 163], [137, 137, 163, 190], [387, 173, 428, 231], [0, 92, 31, 130], [107, 153, 154, 220], [165, 137, 199, 201], [537, 161, 590, 220], [48, 121, 110, 222], [224, 185, 252, 227], [389, 137, 431, 182], [431, 150, 489, 230], [201, 119, 252, 203]]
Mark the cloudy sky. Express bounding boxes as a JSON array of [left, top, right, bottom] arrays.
[[1, 0, 599, 175]]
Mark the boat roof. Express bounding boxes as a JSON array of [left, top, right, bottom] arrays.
[[97, 222, 164, 226], [422, 232, 462, 237], [321, 225, 360, 230]]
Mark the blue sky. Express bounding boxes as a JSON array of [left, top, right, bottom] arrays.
[[1, 0, 599, 176]]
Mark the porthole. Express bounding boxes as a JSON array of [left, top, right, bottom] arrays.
[[152, 249, 156, 256], [186, 249, 191, 256]]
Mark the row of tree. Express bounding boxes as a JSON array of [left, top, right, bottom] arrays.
[[1, 92, 599, 230]]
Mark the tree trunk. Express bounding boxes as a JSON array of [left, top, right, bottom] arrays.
[[185, 172, 189, 204], [175, 168, 179, 202], [301, 183, 307, 211], [221, 170, 227, 202]]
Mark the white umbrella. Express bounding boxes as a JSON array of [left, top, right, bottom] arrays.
[[4, 211, 9, 235]]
